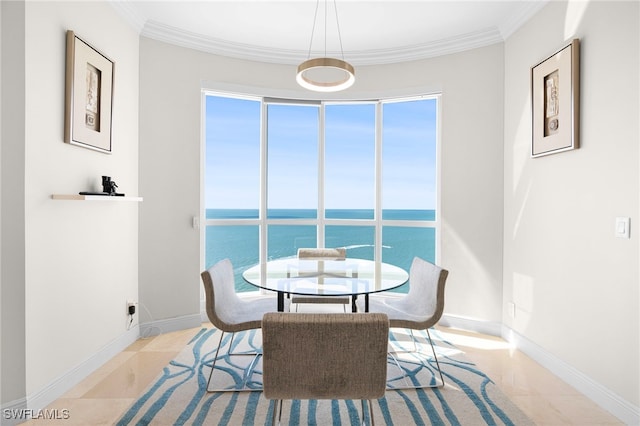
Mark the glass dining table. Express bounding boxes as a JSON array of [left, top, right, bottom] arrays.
[[242, 257, 409, 312]]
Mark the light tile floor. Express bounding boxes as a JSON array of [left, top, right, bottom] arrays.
[[435, 327, 622, 425], [24, 321, 622, 425]]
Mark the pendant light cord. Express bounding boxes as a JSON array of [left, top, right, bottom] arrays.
[[324, 0, 327, 56], [332, 0, 346, 61], [306, 0, 320, 60], [305, 0, 346, 61]]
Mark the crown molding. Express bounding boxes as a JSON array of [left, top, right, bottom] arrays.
[[499, 0, 549, 39], [110, 0, 547, 66], [141, 20, 305, 64], [108, 0, 145, 33], [141, 20, 505, 66], [349, 28, 504, 65]]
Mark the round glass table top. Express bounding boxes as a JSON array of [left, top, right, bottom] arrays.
[[242, 257, 409, 297]]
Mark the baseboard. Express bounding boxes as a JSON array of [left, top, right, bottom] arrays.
[[501, 325, 639, 425], [439, 313, 503, 337], [140, 313, 202, 338], [0, 326, 140, 425]]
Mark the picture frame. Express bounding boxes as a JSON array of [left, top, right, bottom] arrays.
[[531, 38, 580, 158], [64, 30, 114, 153]]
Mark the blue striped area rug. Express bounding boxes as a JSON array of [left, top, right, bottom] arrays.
[[117, 327, 533, 425]]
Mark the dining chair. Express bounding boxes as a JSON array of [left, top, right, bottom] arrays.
[[201, 258, 284, 392], [262, 312, 389, 426], [290, 247, 350, 312], [358, 256, 449, 388]]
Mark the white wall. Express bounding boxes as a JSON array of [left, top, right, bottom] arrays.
[[1, 0, 27, 406], [2, 0, 140, 405], [138, 39, 505, 328], [504, 0, 639, 411]]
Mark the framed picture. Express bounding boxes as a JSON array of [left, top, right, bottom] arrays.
[[64, 30, 114, 153], [531, 38, 580, 158]]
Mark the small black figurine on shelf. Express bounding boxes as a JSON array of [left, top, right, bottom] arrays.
[[101, 176, 111, 193], [101, 176, 119, 195]]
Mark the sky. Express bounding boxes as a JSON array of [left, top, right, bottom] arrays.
[[205, 95, 437, 211]]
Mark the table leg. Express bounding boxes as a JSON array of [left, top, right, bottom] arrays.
[[277, 292, 284, 312], [351, 296, 358, 313], [365, 294, 369, 312]]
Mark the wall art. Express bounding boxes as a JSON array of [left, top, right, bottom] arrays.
[[531, 39, 580, 158], [64, 30, 114, 153]]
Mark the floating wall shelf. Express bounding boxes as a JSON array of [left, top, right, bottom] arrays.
[[51, 194, 143, 201]]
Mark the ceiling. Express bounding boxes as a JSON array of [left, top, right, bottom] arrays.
[[110, 0, 548, 66]]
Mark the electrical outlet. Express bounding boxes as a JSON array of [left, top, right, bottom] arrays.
[[126, 300, 139, 330], [126, 300, 138, 315]]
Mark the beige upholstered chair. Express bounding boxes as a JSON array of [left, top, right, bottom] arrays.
[[358, 256, 448, 387], [262, 312, 389, 426], [290, 247, 350, 312], [201, 258, 282, 392]]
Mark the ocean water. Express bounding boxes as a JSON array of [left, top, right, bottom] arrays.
[[206, 209, 436, 293]]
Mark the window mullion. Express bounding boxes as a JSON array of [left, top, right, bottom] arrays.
[[259, 100, 268, 264], [435, 94, 442, 264], [374, 101, 383, 263], [318, 104, 325, 247]]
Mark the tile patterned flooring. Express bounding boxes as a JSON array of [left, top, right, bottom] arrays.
[[23, 321, 622, 425]]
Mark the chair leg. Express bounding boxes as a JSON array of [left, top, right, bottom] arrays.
[[269, 399, 283, 426], [369, 399, 376, 426], [425, 328, 445, 387], [386, 327, 445, 389], [409, 329, 418, 352], [386, 350, 412, 389], [388, 329, 418, 355], [269, 400, 277, 426], [242, 351, 262, 387], [227, 332, 261, 357], [228, 331, 235, 348], [206, 331, 226, 392], [360, 399, 375, 426], [206, 330, 263, 392]]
